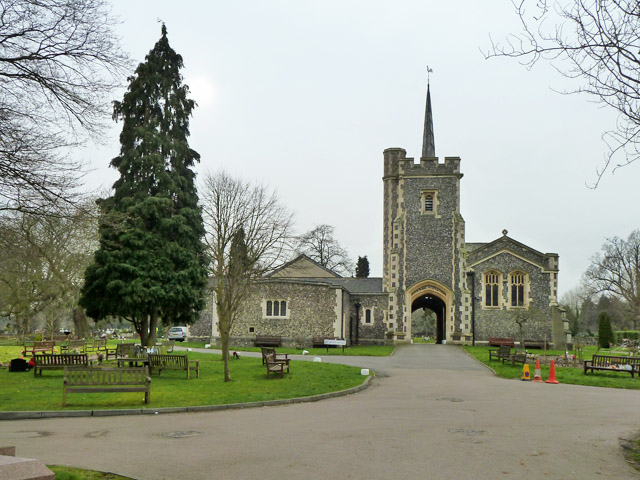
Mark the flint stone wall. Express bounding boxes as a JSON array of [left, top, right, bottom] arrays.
[[471, 252, 553, 341]]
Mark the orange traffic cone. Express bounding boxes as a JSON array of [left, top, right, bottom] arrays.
[[533, 358, 543, 383], [545, 359, 559, 384]]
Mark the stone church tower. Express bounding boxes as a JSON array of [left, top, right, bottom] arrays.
[[383, 84, 469, 343]]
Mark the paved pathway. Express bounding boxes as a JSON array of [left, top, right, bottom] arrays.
[[3, 345, 640, 479]]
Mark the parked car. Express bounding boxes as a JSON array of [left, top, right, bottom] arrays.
[[167, 326, 188, 342]]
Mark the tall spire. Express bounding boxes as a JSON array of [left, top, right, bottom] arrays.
[[422, 82, 435, 158]]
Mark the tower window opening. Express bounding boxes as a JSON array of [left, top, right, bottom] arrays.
[[421, 190, 437, 215], [424, 194, 433, 212]]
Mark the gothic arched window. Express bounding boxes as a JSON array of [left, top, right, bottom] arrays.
[[510, 272, 526, 307], [484, 271, 501, 307]]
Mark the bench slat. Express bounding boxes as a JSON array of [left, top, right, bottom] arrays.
[[584, 355, 640, 377], [147, 354, 198, 379], [63, 367, 150, 406]]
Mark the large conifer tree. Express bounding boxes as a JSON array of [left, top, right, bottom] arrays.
[[80, 25, 207, 345]]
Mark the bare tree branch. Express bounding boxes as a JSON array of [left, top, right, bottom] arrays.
[[486, 0, 640, 185], [0, 0, 130, 215], [295, 224, 354, 276], [200, 171, 294, 381], [583, 229, 640, 329]]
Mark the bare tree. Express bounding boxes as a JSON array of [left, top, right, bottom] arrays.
[[0, 0, 129, 215], [584, 230, 640, 329], [486, 0, 640, 185], [295, 224, 354, 276], [200, 171, 293, 382], [0, 203, 98, 335]]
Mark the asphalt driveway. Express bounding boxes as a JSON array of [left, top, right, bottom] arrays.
[[2, 344, 639, 479]]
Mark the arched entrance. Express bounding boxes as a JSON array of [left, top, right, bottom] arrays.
[[408, 281, 451, 344]]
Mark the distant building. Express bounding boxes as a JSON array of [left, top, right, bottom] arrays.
[[192, 83, 560, 346]]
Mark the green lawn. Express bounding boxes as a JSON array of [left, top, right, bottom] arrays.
[[463, 345, 640, 390], [0, 345, 366, 411], [48, 465, 133, 480], [176, 342, 396, 357], [186, 343, 396, 357]]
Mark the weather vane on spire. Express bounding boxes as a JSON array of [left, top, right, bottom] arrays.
[[427, 66, 433, 84]]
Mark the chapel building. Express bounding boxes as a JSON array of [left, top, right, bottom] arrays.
[[195, 84, 561, 346]]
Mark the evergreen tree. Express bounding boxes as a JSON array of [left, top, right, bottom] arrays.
[[80, 25, 207, 346], [598, 312, 614, 348], [355, 256, 370, 278]]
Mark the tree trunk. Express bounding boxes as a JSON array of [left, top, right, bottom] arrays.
[[221, 326, 230, 382], [73, 308, 89, 339], [140, 314, 149, 346], [217, 303, 231, 382], [147, 311, 159, 347]]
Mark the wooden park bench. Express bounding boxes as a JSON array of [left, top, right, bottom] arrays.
[[254, 335, 282, 347], [62, 366, 151, 406], [60, 339, 87, 354], [489, 345, 512, 362], [488, 337, 515, 347], [147, 354, 199, 379], [264, 352, 289, 378], [489, 345, 527, 366], [508, 351, 528, 366], [158, 340, 175, 353], [524, 339, 550, 350], [312, 336, 339, 348], [260, 347, 289, 365], [86, 338, 114, 357], [108, 343, 134, 360], [583, 355, 640, 378], [33, 353, 89, 377], [22, 341, 56, 356]]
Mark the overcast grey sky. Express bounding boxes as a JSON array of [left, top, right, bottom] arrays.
[[81, 0, 639, 297]]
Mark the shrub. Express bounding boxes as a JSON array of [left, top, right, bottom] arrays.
[[598, 312, 614, 348], [613, 330, 640, 343]]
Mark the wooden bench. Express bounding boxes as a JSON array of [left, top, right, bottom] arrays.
[[260, 347, 289, 365], [264, 352, 289, 378], [489, 345, 512, 362], [524, 339, 550, 350], [147, 354, 199, 379], [62, 367, 151, 406], [22, 341, 56, 356], [254, 335, 282, 347], [508, 351, 528, 366], [86, 338, 114, 357], [489, 337, 515, 347], [60, 340, 87, 354], [312, 336, 339, 348], [108, 343, 134, 360], [33, 353, 89, 377], [158, 340, 175, 353], [584, 355, 640, 377]]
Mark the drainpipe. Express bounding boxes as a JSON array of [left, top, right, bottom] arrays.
[[354, 301, 361, 345], [467, 271, 476, 346]]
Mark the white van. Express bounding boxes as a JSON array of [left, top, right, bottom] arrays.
[[167, 326, 188, 342]]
